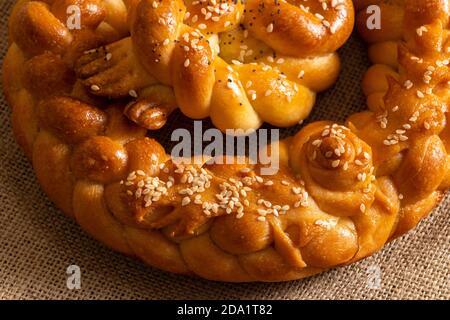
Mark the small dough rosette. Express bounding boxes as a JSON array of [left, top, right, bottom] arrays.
[[289, 122, 376, 217]]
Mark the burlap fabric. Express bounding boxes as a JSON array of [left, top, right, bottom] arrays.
[[0, 0, 448, 300]]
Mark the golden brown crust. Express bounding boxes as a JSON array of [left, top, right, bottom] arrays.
[[243, 0, 354, 57], [354, 0, 449, 238], [10, 1, 73, 56], [38, 96, 107, 144], [72, 0, 354, 131], [2, 0, 449, 282]]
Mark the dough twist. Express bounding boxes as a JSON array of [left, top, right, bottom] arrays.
[[2, 0, 448, 281], [355, 0, 450, 236], [73, 0, 354, 131]]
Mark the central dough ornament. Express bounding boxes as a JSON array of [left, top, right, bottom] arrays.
[[75, 0, 355, 131]]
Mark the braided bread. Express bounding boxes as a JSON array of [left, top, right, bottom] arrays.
[[355, 0, 450, 237], [71, 0, 354, 131], [2, 0, 449, 282]]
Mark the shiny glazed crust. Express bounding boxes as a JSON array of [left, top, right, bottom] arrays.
[[2, 0, 449, 282], [74, 0, 355, 131]]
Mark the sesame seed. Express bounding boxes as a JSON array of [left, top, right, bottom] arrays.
[[181, 197, 191, 207], [330, 25, 337, 34], [331, 160, 340, 168], [334, 148, 341, 156], [404, 80, 413, 90], [416, 26, 428, 36], [315, 13, 325, 20], [343, 162, 349, 171], [322, 20, 331, 28], [257, 209, 267, 216]]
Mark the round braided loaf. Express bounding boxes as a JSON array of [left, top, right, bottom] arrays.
[[3, 0, 449, 282]]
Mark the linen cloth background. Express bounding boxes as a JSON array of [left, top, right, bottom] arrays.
[[0, 0, 448, 300]]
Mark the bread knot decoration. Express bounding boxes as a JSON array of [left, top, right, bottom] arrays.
[[72, 0, 355, 131], [355, 0, 449, 237], [290, 122, 376, 217], [99, 121, 391, 279], [8, 0, 130, 61]]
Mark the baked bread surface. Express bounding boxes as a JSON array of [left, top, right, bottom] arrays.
[[73, 0, 354, 131], [3, 0, 449, 282]]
